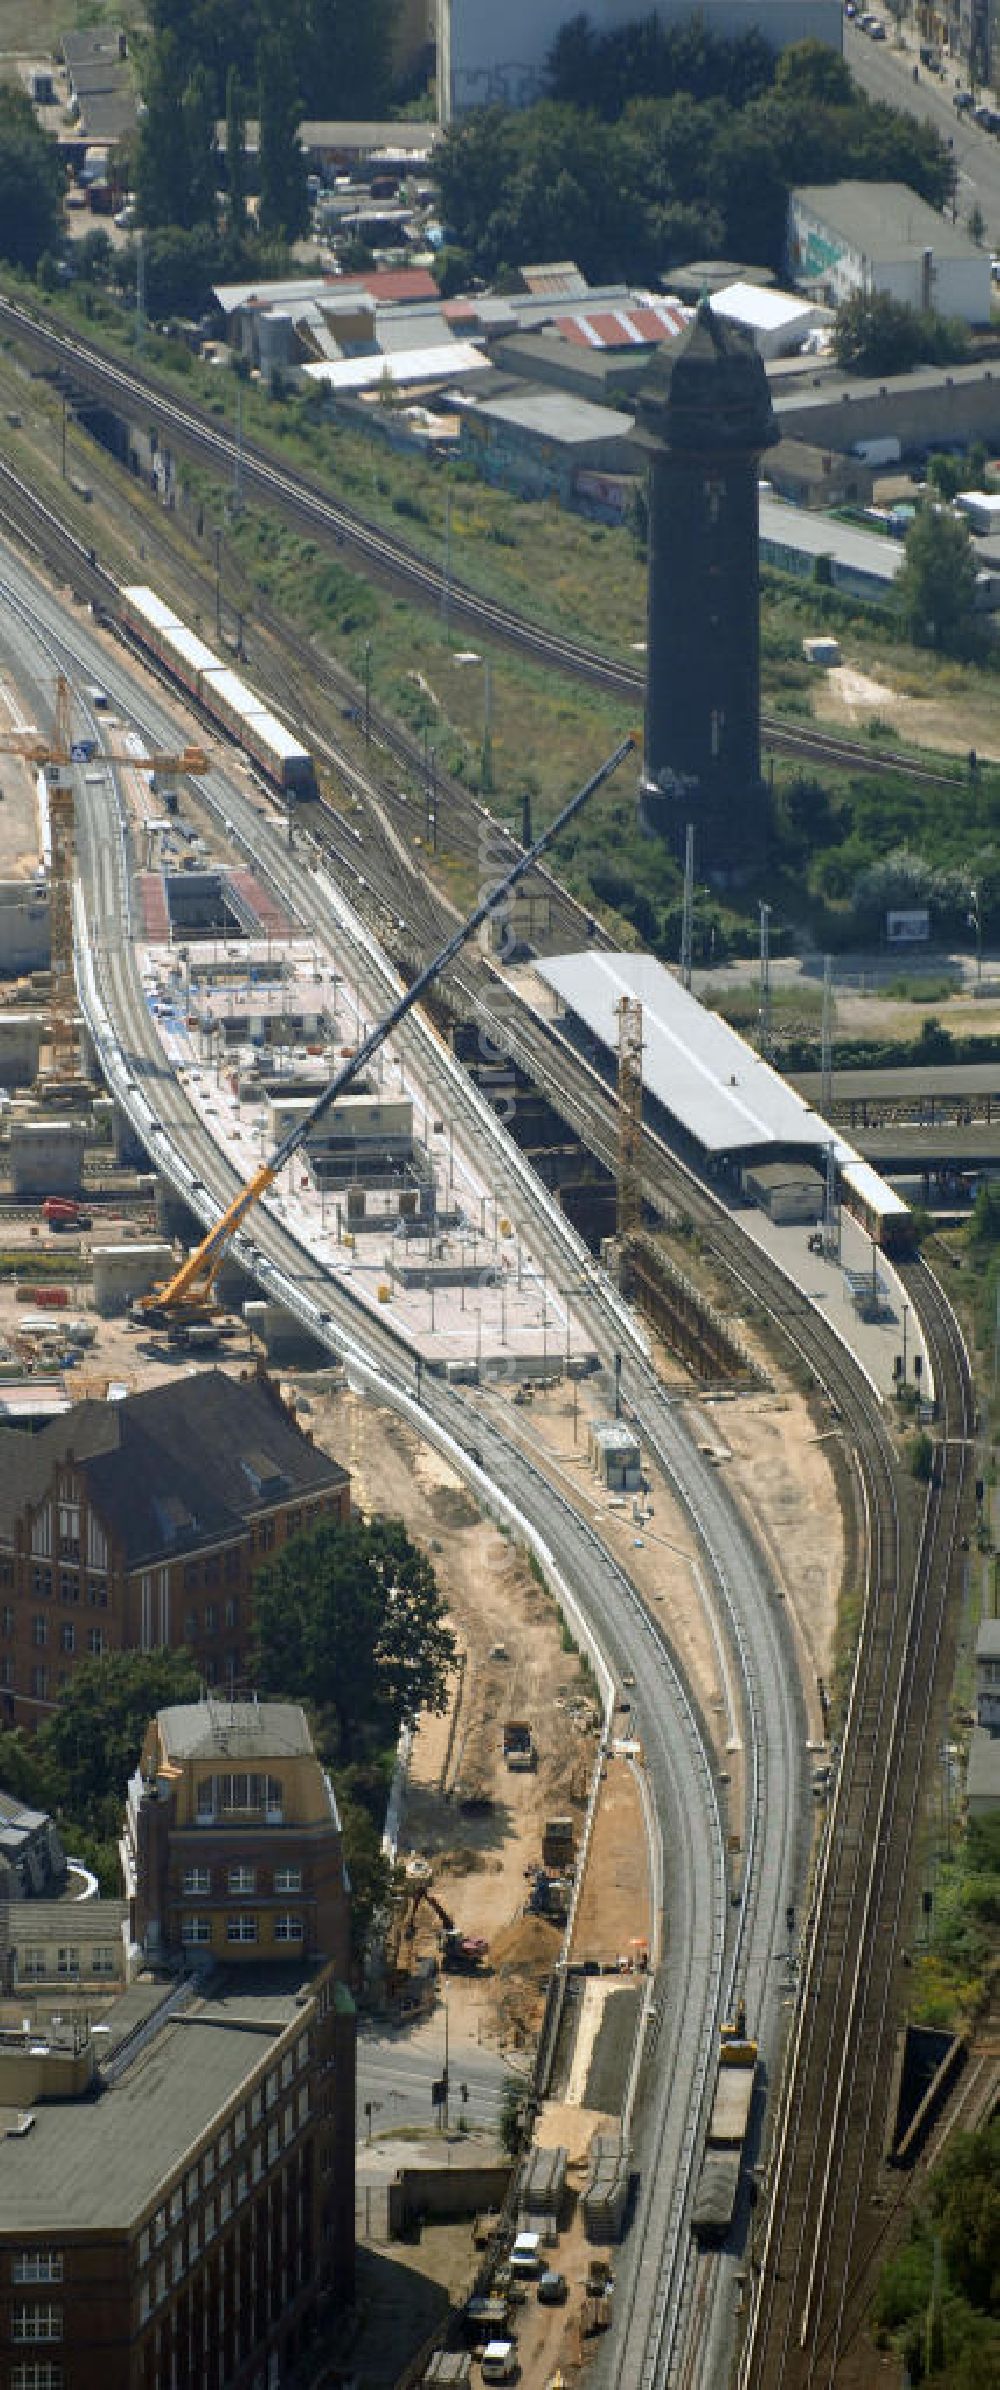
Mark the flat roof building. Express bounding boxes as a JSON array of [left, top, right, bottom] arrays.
[[789, 181, 991, 325], [0, 1961, 355, 2387]]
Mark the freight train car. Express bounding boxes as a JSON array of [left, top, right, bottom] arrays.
[[119, 583, 318, 799], [691, 2010, 757, 2248]]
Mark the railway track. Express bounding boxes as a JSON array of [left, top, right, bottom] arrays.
[[0, 294, 979, 795], [0, 382, 982, 2383], [740, 1257, 973, 2389]]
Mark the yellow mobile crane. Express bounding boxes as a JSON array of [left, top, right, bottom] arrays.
[[138, 735, 636, 1334]]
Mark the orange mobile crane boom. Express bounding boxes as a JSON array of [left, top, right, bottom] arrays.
[[139, 733, 636, 1329]]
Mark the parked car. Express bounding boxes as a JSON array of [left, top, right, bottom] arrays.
[[955, 88, 974, 110], [537, 2272, 568, 2306]]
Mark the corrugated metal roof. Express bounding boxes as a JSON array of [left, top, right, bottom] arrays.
[[303, 342, 489, 393], [535, 950, 836, 1158]]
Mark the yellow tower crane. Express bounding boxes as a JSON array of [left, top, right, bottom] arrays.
[[0, 676, 207, 1081]]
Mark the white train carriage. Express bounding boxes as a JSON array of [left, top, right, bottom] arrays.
[[119, 584, 317, 798], [839, 1155, 916, 1257]]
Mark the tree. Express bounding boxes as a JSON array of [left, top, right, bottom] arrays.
[[257, 30, 309, 241], [929, 2124, 1000, 2312], [928, 451, 965, 501], [896, 502, 981, 656], [38, 1649, 201, 1839], [832, 288, 963, 376], [252, 1516, 456, 1759], [225, 65, 247, 233], [136, 30, 184, 229], [181, 62, 218, 230], [0, 85, 62, 272]]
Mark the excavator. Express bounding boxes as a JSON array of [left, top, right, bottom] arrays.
[[136, 734, 636, 1335], [402, 1879, 489, 1976]]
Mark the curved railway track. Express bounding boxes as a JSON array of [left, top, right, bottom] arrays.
[[0, 294, 979, 795], [0, 410, 981, 2385]]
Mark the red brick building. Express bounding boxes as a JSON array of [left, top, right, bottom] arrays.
[[0, 1369, 350, 1728], [0, 1701, 356, 2390]]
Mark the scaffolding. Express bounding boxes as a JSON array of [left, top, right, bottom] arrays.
[[616, 995, 643, 1244]]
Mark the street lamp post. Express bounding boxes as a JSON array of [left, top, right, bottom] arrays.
[[971, 885, 983, 986]]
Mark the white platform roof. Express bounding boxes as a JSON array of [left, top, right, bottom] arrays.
[[537, 950, 839, 1160]]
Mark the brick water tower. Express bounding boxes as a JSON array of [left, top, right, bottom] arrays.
[[635, 300, 777, 872]]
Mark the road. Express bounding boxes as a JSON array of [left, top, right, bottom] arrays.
[[356, 2013, 517, 2144], [846, 14, 1000, 245]]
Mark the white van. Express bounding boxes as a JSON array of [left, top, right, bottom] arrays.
[[480, 2344, 517, 2385]]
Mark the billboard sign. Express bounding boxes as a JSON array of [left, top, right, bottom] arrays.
[[886, 909, 930, 944]]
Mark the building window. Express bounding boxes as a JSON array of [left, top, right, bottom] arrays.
[[274, 1915, 303, 1944], [91, 1947, 116, 1978], [224, 1594, 239, 1627], [20, 1948, 45, 1981], [204, 1554, 220, 1589], [12, 2307, 63, 2342], [60, 1623, 75, 1654], [2, 1605, 12, 1635], [31, 1568, 51, 1600], [12, 2255, 63, 2285], [86, 1580, 108, 1608], [226, 1914, 257, 1944], [12, 2366, 64, 2390], [31, 1667, 48, 1702], [180, 1916, 212, 1947], [30, 1507, 51, 1559], [0, 1657, 13, 1689], [58, 1572, 78, 1605], [204, 1604, 218, 1634], [87, 1628, 106, 1658], [56, 1949, 79, 1978], [32, 1616, 48, 1648], [227, 1864, 255, 1894], [58, 1505, 80, 1559], [273, 1866, 301, 1894], [183, 1866, 211, 1895], [258, 1519, 276, 1552], [197, 1773, 283, 1823], [285, 1510, 302, 1537]]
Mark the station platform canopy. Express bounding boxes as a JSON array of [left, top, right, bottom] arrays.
[[536, 951, 844, 1163]]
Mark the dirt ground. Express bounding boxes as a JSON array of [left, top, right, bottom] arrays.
[[569, 1754, 650, 1969], [812, 659, 1000, 762], [328, 1386, 600, 2051]]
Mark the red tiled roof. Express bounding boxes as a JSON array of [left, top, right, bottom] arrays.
[[360, 267, 439, 302]]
